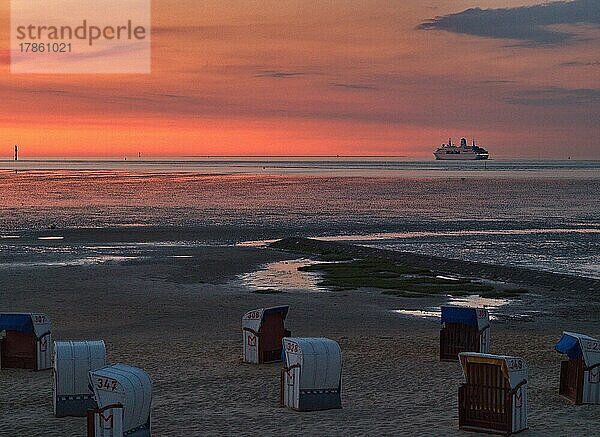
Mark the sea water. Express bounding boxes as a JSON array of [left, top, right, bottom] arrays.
[[0, 159, 598, 278]]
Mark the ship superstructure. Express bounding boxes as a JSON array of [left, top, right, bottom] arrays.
[[434, 138, 489, 160]]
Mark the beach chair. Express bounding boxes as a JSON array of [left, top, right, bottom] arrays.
[[440, 306, 490, 361], [555, 332, 600, 404], [54, 340, 107, 417], [0, 313, 52, 370], [281, 337, 342, 411], [242, 306, 290, 363], [87, 364, 152, 437], [458, 352, 528, 435]]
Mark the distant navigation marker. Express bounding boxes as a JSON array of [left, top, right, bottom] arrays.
[[14, 144, 18, 161]]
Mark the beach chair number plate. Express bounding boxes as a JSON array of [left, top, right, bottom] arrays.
[[33, 315, 48, 324], [286, 343, 299, 353], [582, 340, 600, 352], [96, 377, 118, 391], [508, 359, 523, 370], [246, 311, 260, 320]]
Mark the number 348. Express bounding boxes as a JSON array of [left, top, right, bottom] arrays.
[[508, 359, 523, 370]]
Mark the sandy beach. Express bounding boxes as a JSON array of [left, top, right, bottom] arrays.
[[1, 230, 599, 436]]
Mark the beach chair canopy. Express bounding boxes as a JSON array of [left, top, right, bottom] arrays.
[[441, 305, 490, 331], [441, 306, 489, 331], [283, 337, 341, 390], [89, 363, 152, 433], [0, 313, 50, 337], [242, 306, 289, 332], [459, 352, 527, 389], [55, 340, 106, 396], [555, 332, 600, 368]]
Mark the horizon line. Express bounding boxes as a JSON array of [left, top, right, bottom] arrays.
[[1, 156, 598, 162]]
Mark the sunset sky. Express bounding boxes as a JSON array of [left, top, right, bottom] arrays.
[[0, 0, 599, 158]]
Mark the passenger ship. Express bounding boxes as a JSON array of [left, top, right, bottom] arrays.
[[434, 138, 489, 160]]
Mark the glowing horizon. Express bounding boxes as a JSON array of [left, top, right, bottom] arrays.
[[1, 0, 599, 159]]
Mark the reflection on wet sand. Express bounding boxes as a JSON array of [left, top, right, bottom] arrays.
[[393, 295, 510, 321], [240, 258, 328, 292], [393, 294, 548, 321], [0, 255, 140, 268]]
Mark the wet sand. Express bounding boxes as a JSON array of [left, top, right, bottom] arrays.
[[1, 235, 599, 436]]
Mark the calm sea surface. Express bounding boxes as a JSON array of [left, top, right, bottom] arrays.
[[0, 159, 599, 278]]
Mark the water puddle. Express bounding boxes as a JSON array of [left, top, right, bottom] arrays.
[[0, 255, 140, 268], [237, 239, 277, 248], [240, 258, 327, 292], [436, 275, 460, 281], [393, 294, 511, 321], [450, 295, 511, 308], [318, 228, 600, 242], [394, 309, 441, 319]]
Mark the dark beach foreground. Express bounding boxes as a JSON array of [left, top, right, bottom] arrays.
[[1, 231, 599, 436]]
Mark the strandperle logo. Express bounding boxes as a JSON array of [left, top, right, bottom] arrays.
[[11, 0, 151, 74], [15, 20, 148, 46]]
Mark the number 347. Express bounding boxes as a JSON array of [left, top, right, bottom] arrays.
[[97, 377, 118, 391]]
